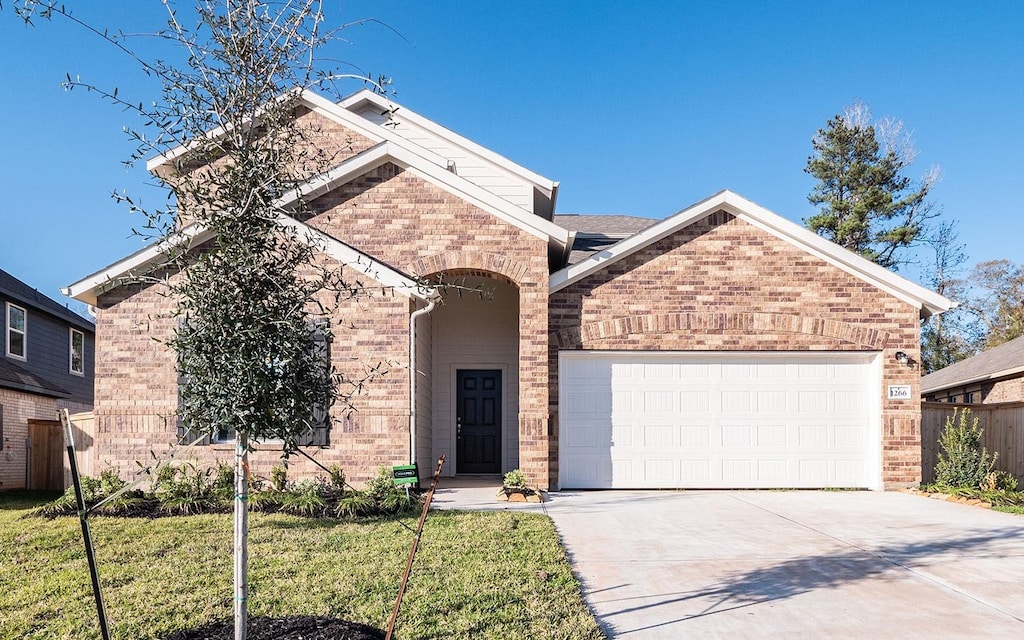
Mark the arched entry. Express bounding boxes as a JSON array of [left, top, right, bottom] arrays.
[[417, 274, 520, 476]]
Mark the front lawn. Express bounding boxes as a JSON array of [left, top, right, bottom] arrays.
[[0, 491, 603, 640]]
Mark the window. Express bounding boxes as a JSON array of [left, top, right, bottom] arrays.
[[178, 319, 332, 447], [965, 392, 975, 404], [6, 303, 26, 360], [70, 328, 85, 375]]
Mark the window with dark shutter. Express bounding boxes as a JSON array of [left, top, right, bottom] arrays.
[[179, 319, 333, 447], [297, 318, 331, 447]]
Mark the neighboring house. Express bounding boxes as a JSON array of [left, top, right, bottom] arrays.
[[921, 336, 1024, 404], [1, 268, 95, 490], [64, 89, 952, 491]]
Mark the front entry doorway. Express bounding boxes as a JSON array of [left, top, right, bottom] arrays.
[[456, 369, 502, 474]]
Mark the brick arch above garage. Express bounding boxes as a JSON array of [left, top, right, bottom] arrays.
[[552, 311, 895, 351]]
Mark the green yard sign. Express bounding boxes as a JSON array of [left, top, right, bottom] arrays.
[[392, 464, 419, 486]]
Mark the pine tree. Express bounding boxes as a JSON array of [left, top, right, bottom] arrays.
[[804, 103, 936, 269]]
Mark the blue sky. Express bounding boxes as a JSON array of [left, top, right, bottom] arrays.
[[1, 1, 1021, 306]]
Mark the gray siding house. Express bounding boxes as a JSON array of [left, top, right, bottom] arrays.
[[1, 268, 95, 490]]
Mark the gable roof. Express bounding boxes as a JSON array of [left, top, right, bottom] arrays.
[[921, 336, 1024, 394], [280, 140, 570, 245], [339, 89, 558, 196], [548, 190, 954, 320], [0, 268, 94, 331], [554, 214, 658, 264], [146, 88, 560, 216], [63, 215, 435, 306]]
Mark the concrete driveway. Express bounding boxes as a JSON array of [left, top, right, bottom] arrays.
[[542, 490, 1024, 639]]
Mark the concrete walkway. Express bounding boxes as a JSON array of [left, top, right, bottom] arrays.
[[434, 485, 1024, 638]]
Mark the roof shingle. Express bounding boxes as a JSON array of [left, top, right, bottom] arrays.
[[921, 335, 1024, 393]]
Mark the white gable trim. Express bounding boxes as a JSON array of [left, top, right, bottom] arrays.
[[549, 190, 953, 319], [146, 88, 447, 174], [274, 215, 436, 300], [340, 89, 558, 193], [63, 217, 433, 307], [145, 89, 313, 173], [63, 225, 213, 306], [274, 140, 570, 245]]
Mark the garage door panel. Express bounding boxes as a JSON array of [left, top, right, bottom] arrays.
[[560, 352, 878, 489], [756, 391, 788, 412]]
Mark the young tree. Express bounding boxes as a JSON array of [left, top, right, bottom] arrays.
[[11, 2, 388, 637], [804, 102, 938, 269]]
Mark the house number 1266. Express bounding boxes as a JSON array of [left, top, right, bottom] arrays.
[[887, 385, 911, 400]]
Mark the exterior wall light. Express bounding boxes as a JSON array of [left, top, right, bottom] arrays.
[[894, 351, 909, 365]]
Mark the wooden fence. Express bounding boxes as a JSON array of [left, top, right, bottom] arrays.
[[921, 402, 1024, 486], [65, 411, 97, 488]]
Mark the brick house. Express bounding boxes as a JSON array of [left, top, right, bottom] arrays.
[[1, 268, 95, 490], [922, 336, 1024, 404], [65, 89, 951, 491]]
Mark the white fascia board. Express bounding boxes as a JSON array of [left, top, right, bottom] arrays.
[[276, 141, 392, 206], [63, 225, 214, 306], [273, 215, 435, 302], [549, 191, 730, 293], [719, 191, 953, 317], [386, 144, 570, 246], [340, 89, 557, 193], [145, 89, 306, 173], [145, 88, 395, 175], [548, 189, 954, 319], [272, 140, 568, 246], [64, 218, 433, 306], [922, 365, 1024, 394]]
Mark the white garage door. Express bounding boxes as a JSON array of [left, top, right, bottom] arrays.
[[559, 352, 880, 490]]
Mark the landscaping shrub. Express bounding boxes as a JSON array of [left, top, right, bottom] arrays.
[[503, 469, 527, 489], [280, 479, 332, 517], [981, 470, 1019, 492], [155, 462, 222, 516], [365, 466, 419, 514], [270, 464, 289, 492], [935, 408, 997, 489], [30, 462, 421, 520]]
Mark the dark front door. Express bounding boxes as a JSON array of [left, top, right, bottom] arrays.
[[456, 369, 502, 474]]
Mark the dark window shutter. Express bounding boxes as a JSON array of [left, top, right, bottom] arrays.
[[299, 319, 331, 447], [306, 403, 331, 446], [0, 404, 4, 450]]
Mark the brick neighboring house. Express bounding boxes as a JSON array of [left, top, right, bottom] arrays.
[[1, 268, 95, 490], [65, 89, 952, 491], [922, 336, 1024, 404]]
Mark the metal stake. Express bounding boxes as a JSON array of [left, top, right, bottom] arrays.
[[60, 409, 111, 640], [385, 454, 445, 640]]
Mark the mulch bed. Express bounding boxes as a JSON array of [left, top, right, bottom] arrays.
[[160, 616, 384, 640]]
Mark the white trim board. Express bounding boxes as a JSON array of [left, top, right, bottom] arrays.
[[63, 216, 435, 306], [340, 89, 558, 194], [548, 190, 953, 320]]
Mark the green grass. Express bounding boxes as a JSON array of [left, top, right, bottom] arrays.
[[0, 491, 603, 640], [993, 505, 1024, 515]]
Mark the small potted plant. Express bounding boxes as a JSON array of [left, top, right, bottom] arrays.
[[497, 469, 543, 503]]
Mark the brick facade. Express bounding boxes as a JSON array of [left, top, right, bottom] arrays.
[[549, 211, 923, 489], [83, 109, 934, 492], [305, 162, 551, 485], [91, 153, 551, 487]]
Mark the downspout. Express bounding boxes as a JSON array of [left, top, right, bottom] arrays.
[[409, 297, 436, 467]]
